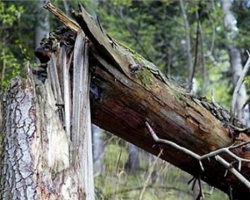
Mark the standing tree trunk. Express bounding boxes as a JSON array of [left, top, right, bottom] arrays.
[[0, 30, 95, 199], [0, 76, 38, 199], [125, 143, 140, 173], [35, 0, 49, 63], [92, 125, 104, 175], [221, 0, 250, 126], [228, 46, 249, 126], [179, 0, 194, 90]]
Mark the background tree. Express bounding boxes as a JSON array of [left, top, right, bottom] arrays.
[[34, 0, 50, 63]]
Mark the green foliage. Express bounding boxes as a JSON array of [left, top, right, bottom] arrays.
[[112, 0, 132, 7], [0, 52, 21, 89], [0, 2, 23, 26], [245, 76, 250, 90], [0, 2, 25, 89]]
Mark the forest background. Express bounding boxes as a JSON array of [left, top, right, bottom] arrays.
[[1, 0, 250, 199]]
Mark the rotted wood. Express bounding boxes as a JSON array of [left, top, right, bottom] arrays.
[[42, 2, 250, 198]]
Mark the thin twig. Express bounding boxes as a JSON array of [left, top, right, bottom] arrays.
[[229, 140, 250, 149], [145, 121, 250, 188], [139, 149, 163, 200], [231, 50, 250, 118], [145, 122, 204, 169], [145, 122, 201, 161], [146, 121, 250, 170], [215, 155, 250, 189], [197, 175, 205, 200]]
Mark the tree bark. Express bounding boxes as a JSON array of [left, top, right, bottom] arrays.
[[0, 76, 38, 199]]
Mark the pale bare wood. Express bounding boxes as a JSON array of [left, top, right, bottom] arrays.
[[44, 2, 80, 33], [61, 46, 71, 141], [48, 54, 64, 105], [71, 30, 95, 199]]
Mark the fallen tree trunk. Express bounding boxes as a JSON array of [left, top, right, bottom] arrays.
[[43, 3, 250, 198]]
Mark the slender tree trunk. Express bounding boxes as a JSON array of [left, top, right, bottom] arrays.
[[228, 46, 250, 126], [62, 0, 69, 15], [179, 0, 193, 89], [92, 125, 104, 175], [35, 0, 49, 63], [125, 143, 140, 173], [221, 0, 237, 37], [221, 0, 250, 126]]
